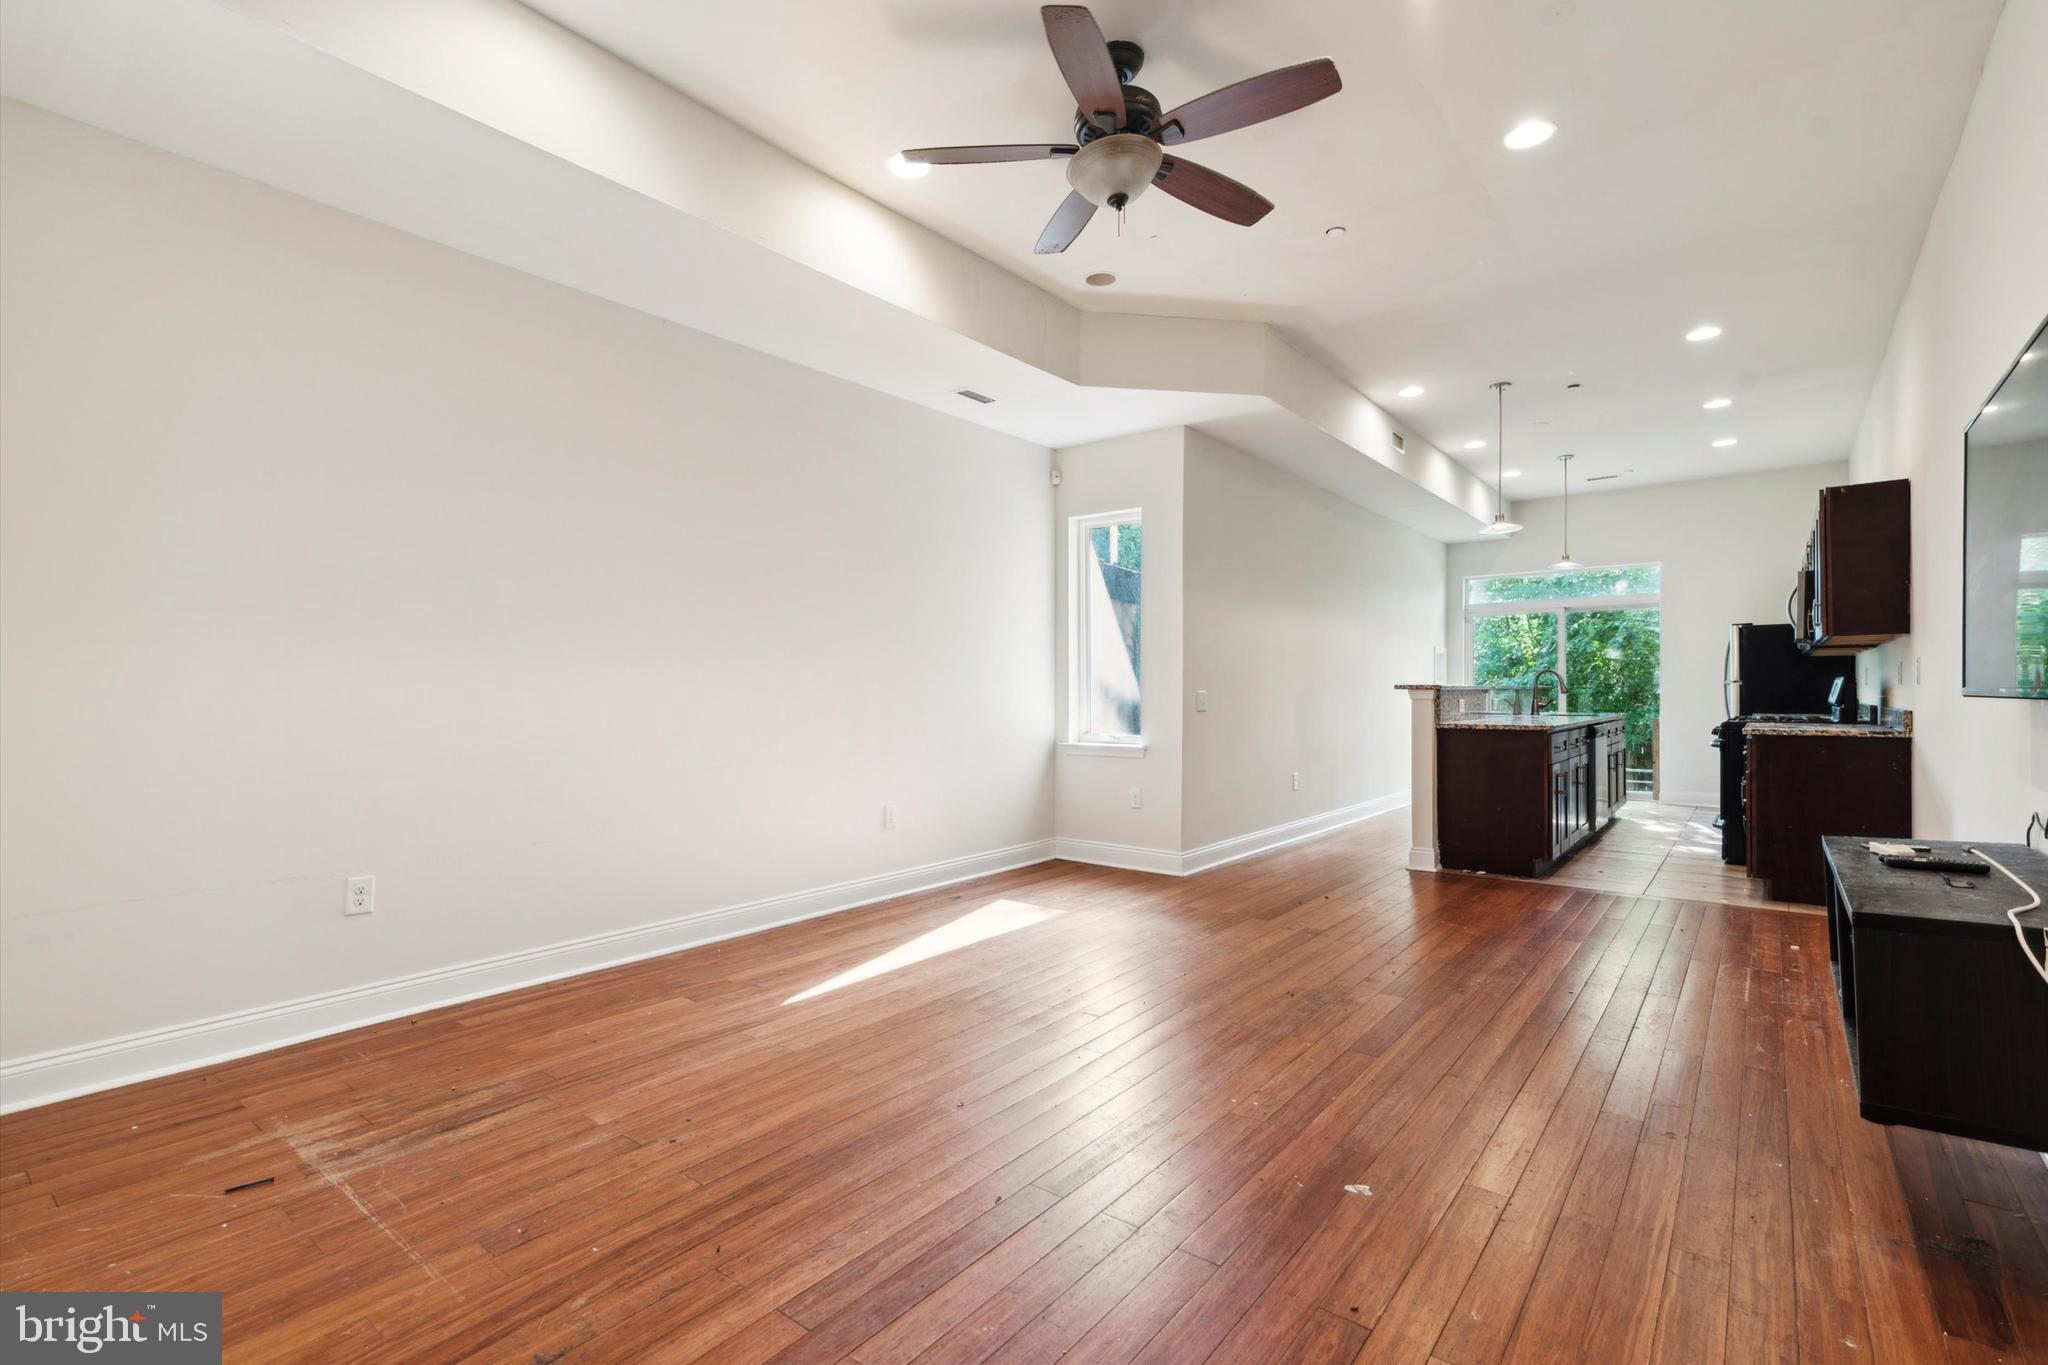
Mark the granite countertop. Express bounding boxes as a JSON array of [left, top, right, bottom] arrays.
[[1745, 710, 1912, 739], [1743, 720, 1910, 738], [1437, 711, 1625, 731]]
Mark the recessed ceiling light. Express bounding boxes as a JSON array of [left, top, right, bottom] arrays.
[[1464, 440, 1487, 450], [2022, 351, 2039, 363], [1325, 225, 1347, 237], [885, 152, 930, 180], [1982, 403, 2000, 414], [1686, 324, 1722, 342], [1085, 272, 1117, 287], [1398, 384, 1425, 398], [1712, 436, 1738, 447], [1503, 469, 1523, 479], [1702, 396, 1732, 409], [1503, 118, 1556, 150]]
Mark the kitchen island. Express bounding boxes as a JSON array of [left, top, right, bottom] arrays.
[[1435, 711, 1629, 876], [1397, 684, 1626, 876]]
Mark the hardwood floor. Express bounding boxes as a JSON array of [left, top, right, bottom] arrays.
[[3, 809, 2043, 1363], [1532, 800, 1814, 912]]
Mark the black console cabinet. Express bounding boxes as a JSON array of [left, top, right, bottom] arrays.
[[1823, 837, 2048, 1149]]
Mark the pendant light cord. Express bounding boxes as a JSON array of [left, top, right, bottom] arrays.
[[1493, 382, 1509, 515], [1560, 453, 1571, 559]]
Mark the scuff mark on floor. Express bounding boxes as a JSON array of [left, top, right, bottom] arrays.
[[282, 1127, 464, 1302]]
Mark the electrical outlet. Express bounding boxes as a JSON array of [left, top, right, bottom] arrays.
[[882, 803, 897, 830], [1195, 689, 1208, 712], [1914, 656, 1922, 685], [1291, 771, 1301, 791], [345, 875, 375, 917], [1129, 786, 1142, 809]]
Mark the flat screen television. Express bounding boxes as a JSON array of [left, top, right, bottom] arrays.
[[1962, 314, 2048, 698]]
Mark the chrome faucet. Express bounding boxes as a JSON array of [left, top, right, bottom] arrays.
[[1532, 667, 1565, 715]]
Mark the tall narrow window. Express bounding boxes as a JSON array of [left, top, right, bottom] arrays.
[[1074, 511, 1143, 742]]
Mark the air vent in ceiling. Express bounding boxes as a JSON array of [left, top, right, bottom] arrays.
[[956, 389, 995, 404], [1586, 473, 1619, 482], [1391, 432, 1406, 452]]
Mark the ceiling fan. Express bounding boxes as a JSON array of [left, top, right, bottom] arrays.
[[896, 5, 1342, 254]]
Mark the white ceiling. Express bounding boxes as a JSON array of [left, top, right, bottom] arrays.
[[522, 0, 2003, 496]]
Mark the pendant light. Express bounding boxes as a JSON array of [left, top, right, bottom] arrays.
[[1479, 380, 1522, 535], [1552, 452, 1579, 569]]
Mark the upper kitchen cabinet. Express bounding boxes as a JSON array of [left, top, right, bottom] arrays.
[[1795, 479, 1911, 655]]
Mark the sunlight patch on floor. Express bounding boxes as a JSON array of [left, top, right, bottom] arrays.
[[783, 899, 1060, 1005]]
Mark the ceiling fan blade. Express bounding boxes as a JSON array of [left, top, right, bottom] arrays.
[[1155, 157, 1273, 226], [901, 144, 1079, 165], [1041, 6, 1125, 133], [1035, 190, 1098, 254], [1156, 58, 1342, 145]]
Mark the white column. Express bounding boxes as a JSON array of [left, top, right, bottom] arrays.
[[1406, 688, 1441, 872]]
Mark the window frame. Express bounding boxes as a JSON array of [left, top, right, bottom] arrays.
[[1066, 508, 1146, 755], [1461, 563, 1661, 689]]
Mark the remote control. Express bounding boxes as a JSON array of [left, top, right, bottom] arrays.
[[1878, 852, 1990, 875]]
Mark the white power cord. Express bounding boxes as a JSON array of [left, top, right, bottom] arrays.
[[1970, 845, 2048, 985]]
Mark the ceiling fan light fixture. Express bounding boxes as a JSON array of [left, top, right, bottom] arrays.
[[905, 10, 1339, 253], [1065, 133, 1164, 209], [1503, 118, 1557, 150]]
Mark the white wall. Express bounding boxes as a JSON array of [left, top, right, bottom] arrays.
[[1182, 430, 1444, 850], [1051, 430, 1185, 862], [1446, 462, 1849, 805], [0, 105, 1054, 1062], [1846, 0, 2048, 837]]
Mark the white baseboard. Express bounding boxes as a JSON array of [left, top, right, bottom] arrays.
[[1055, 793, 1408, 879], [1178, 793, 1409, 875], [0, 838, 1056, 1114], [1051, 837, 1184, 875], [1407, 846, 1441, 872]]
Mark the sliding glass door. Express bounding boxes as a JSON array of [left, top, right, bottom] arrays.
[[1563, 606, 1661, 796], [1465, 566, 1663, 799]]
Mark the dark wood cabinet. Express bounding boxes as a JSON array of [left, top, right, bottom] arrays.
[[1797, 478, 1910, 654], [1591, 718, 1624, 827], [1439, 719, 1619, 877], [1825, 838, 2048, 1149], [1745, 734, 1911, 903]]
